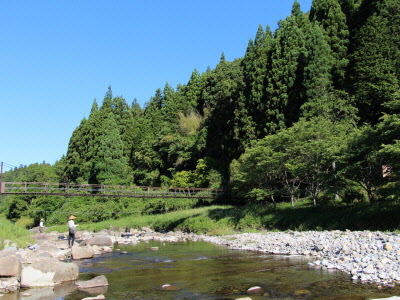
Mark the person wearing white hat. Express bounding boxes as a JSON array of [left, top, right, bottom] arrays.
[[68, 215, 78, 248], [39, 218, 44, 233]]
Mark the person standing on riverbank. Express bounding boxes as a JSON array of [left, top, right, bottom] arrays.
[[68, 215, 78, 248], [39, 219, 44, 233]]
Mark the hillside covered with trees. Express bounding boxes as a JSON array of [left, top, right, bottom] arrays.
[[2, 0, 400, 229]]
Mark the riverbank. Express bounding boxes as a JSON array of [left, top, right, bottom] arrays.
[[201, 230, 400, 287]]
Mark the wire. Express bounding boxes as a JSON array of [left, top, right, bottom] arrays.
[[2, 162, 18, 169], [28, 208, 168, 214]]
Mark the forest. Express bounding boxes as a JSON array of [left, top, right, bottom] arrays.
[[1, 0, 400, 230]]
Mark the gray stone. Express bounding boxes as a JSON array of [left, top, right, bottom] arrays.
[[21, 266, 55, 287], [0, 255, 22, 277], [84, 235, 113, 247], [71, 245, 94, 260], [76, 275, 109, 288], [29, 257, 79, 283], [246, 286, 264, 295]]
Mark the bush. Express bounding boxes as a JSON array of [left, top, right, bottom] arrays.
[[15, 217, 35, 229]]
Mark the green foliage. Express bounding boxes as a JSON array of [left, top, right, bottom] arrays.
[[15, 217, 35, 229], [310, 0, 349, 86], [0, 217, 34, 248], [94, 114, 128, 185], [265, 5, 310, 132], [230, 117, 353, 206], [349, 1, 400, 124]]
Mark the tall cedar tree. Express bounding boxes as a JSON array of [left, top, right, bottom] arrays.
[[309, 0, 350, 87], [201, 54, 248, 180], [265, 1, 310, 132], [93, 113, 128, 185], [349, 0, 400, 124]]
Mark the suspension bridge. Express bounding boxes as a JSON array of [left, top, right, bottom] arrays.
[[0, 182, 224, 199]]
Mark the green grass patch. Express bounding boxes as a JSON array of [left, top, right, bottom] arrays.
[[45, 201, 400, 234], [0, 217, 34, 249]]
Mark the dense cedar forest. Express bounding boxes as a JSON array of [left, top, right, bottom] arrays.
[[2, 0, 400, 225]]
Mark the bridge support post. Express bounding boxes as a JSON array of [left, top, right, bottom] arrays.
[[0, 182, 4, 194]]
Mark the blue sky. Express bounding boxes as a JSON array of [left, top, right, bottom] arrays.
[[0, 0, 312, 170]]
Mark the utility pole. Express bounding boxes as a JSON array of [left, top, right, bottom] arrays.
[[0, 162, 3, 193]]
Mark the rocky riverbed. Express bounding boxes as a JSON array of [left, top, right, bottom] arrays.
[[1, 228, 400, 298], [202, 230, 400, 287]]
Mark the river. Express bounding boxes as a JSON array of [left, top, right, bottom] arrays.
[[36, 240, 399, 300]]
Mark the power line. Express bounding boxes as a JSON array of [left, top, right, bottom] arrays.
[[2, 162, 18, 169], [28, 208, 168, 214]]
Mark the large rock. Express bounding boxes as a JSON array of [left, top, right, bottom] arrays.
[[31, 233, 52, 243], [0, 276, 19, 292], [0, 254, 22, 277], [21, 266, 56, 287], [84, 235, 113, 247], [38, 241, 63, 256], [20, 257, 78, 287], [71, 245, 94, 259], [76, 275, 109, 288]]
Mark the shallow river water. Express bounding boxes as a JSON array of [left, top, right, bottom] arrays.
[[18, 240, 400, 299]]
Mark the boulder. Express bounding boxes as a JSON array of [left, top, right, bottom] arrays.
[[21, 256, 78, 286], [91, 245, 102, 255], [71, 245, 94, 260], [20, 266, 56, 287], [101, 246, 113, 253], [31, 233, 52, 243], [0, 248, 18, 257], [0, 254, 22, 277], [76, 275, 109, 289], [84, 235, 113, 247], [38, 241, 62, 257], [0, 276, 19, 292]]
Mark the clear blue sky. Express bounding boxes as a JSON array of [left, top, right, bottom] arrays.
[[0, 0, 312, 170]]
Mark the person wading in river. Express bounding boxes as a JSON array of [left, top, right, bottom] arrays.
[[68, 215, 78, 248]]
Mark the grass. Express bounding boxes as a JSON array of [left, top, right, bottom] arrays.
[[49, 206, 238, 235], [4, 200, 400, 251], [22, 201, 400, 236], [0, 216, 34, 249]]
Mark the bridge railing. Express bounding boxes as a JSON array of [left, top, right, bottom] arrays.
[[0, 182, 224, 199]]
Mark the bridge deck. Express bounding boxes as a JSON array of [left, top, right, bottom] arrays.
[[0, 182, 223, 199]]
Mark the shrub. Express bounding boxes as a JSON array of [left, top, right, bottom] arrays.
[[15, 217, 35, 229]]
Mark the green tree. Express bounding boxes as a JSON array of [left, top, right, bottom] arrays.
[[265, 2, 310, 132], [301, 23, 358, 124], [340, 126, 381, 203], [242, 25, 273, 138], [310, 0, 350, 86], [348, 1, 400, 124], [200, 56, 249, 180], [93, 114, 128, 185], [230, 117, 351, 206]]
